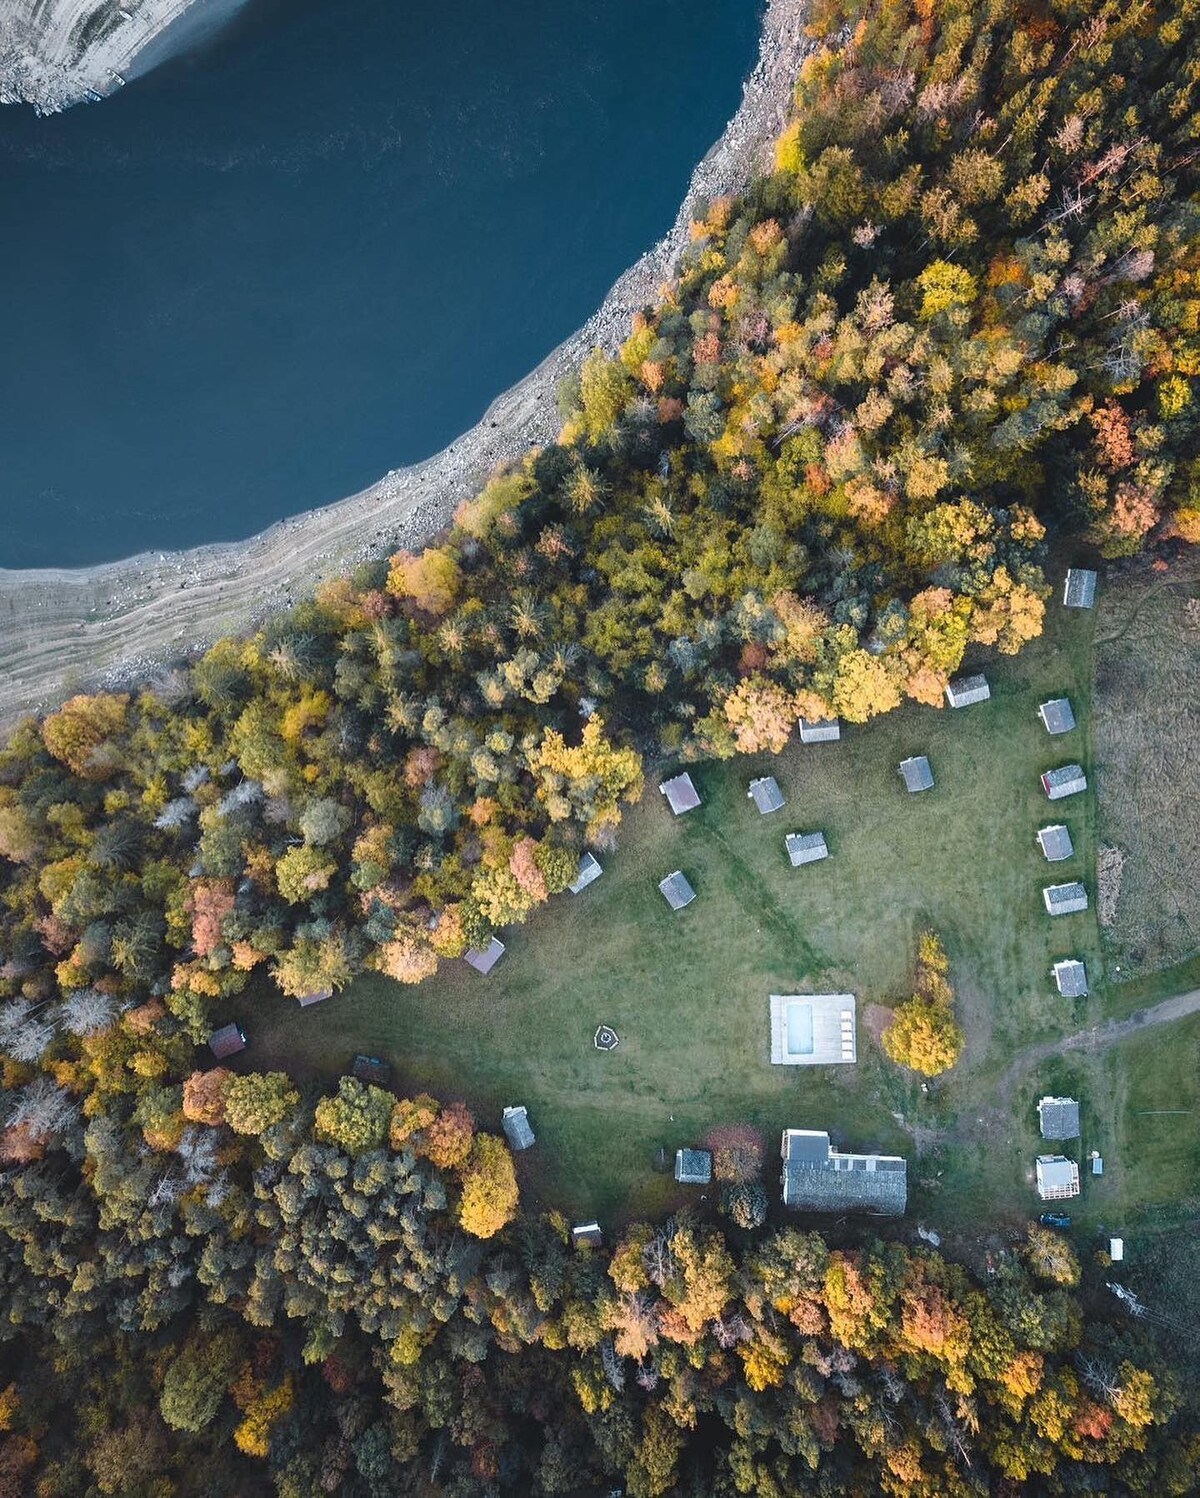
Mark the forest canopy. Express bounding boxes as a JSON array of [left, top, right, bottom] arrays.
[[2, 0, 1199, 1489]]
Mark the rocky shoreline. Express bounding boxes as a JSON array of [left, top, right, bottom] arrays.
[[0, 0, 811, 727], [0, 0, 212, 113]]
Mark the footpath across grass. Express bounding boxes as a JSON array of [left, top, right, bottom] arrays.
[[249, 604, 1119, 1226]]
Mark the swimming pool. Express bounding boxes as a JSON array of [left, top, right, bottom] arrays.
[[785, 1002, 814, 1056]]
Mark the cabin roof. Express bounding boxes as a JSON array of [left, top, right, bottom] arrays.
[[659, 870, 697, 910], [659, 772, 701, 815], [748, 776, 786, 814], [899, 756, 934, 792]]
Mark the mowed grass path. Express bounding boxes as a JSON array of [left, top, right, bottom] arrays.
[[250, 609, 1104, 1224]]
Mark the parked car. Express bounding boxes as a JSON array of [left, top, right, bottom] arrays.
[[1039, 1212, 1072, 1229]]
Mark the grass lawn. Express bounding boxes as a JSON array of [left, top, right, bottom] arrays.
[[247, 596, 1129, 1228]]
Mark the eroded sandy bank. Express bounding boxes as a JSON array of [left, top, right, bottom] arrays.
[[0, 0, 810, 728]]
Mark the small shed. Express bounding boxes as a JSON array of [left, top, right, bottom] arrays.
[[208, 1023, 246, 1060], [1052, 959, 1088, 997], [1063, 568, 1098, 608], [568, 852, 603, 894], [1110, 1237, 1124, 1261], [799, 718, 841, 744], [1037, 824, 1075, 862], [1036, 1155, 1081, 1200], [297, 989, 332, 1008], [1041, 764, 1088, 800], [464, 937, 506, 975], [1038, 1096, 1081, 1140], [1039, 698, 1076, 735], [748, 776, 786, 815], [1092, 1155, 1104, 1176], [659, 871, 696, 911], [501, 1105, 535, 1152], [945, 673, 991, 708], [674, 1148, 713, 1185], [351, 1054, 392, 1086], [786, 831, 829, 866], [659, 772, 701, 815], [899, 755, 934, 793], [572, 1221, 603, 1249], [1044, 881, 1088, 916]]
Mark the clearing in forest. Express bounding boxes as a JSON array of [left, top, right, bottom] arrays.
[[249, 606, 1111, 1223]]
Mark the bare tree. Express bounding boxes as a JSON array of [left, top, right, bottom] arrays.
[[7, 1077, 77, 1137], [600, 1339, 626, 1393], [154, 798, 196, 832], [642, 1225, 676, 1288], [59, 988, 117, 1037]]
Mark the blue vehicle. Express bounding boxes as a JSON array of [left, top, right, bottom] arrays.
[[1039, 1212, 1072, 1229]]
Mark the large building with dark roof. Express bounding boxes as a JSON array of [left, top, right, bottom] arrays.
[[780, 1129, 907, 1215]]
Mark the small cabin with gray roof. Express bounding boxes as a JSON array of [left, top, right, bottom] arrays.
[[659, 870, 696, 910], [1053, 959, 1088, 997], [1039, 698, 1076, 735], [659, 772, 701, 815], [899, 755, 934, 793], [209, 1023, 246, 1060], [1042, 764, 1088, 800], [1063, 568, 1098, 608], [945, 673, 991, 708], [501, 1106, 535, 1151], [748, 776, 786, 815], [1038, 1096, 1081, 1139], [297, 989, 332, 1008], [786, 831, 829, 867], [464, 937, 506, 975], [1037, 824, 1074, 862], [675, 1148, 712, 1185], [568, 852, 603, 894], [1044, 881, 1089, 916], [780, 1129, 907, 1215], [799, 718, 841, 744]]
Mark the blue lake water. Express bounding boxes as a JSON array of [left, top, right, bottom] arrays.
[[0, 0, 760, 568]]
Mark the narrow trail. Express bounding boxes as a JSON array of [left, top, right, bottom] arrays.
[[895, 988, 1200, 1154], [998, 986, 1200, 1097]]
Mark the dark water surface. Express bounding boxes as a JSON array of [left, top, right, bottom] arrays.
[[0, 0, 760, 567]]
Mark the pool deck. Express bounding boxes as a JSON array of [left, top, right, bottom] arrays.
[[769, 993, 857, 1065]]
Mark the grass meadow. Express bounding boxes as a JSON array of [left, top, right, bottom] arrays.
[[247, 595, 1147, 1229]]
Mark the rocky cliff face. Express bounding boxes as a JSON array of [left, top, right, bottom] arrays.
[[0, 0, 203, 112]]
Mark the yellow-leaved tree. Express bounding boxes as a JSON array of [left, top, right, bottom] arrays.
[[881, 931, 965, 1077]]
